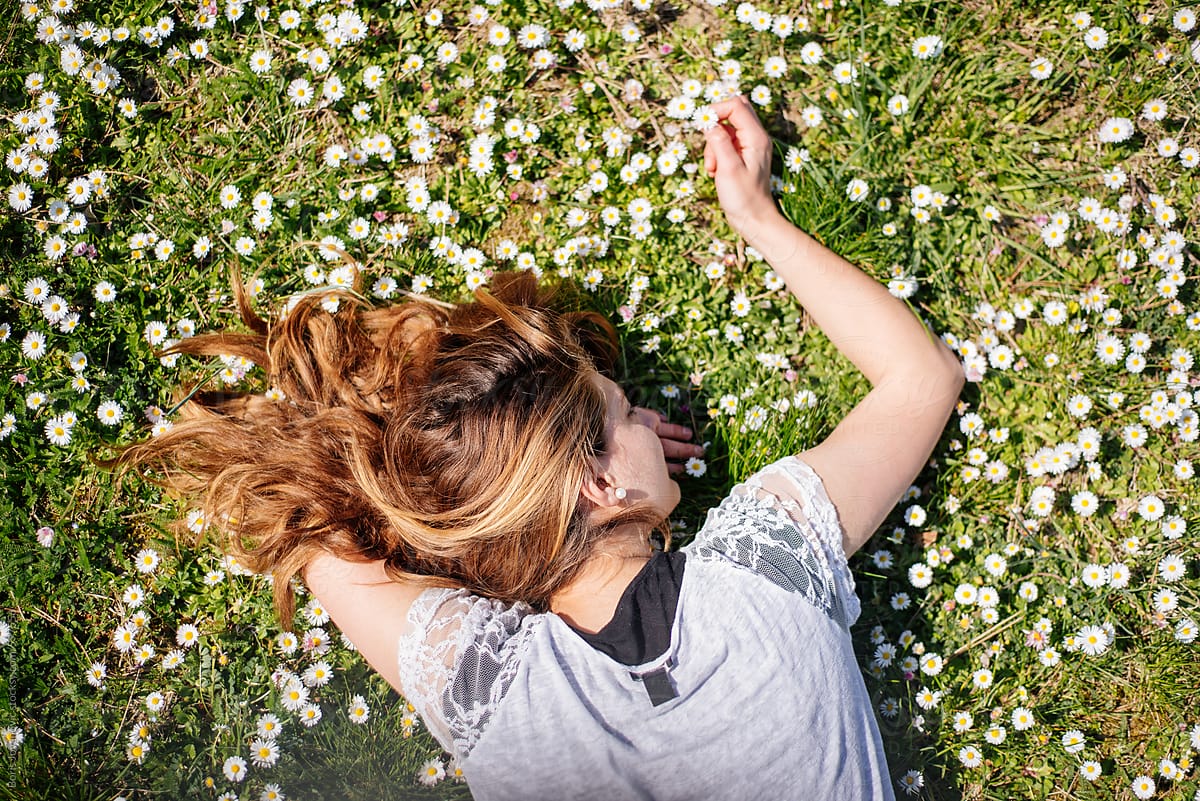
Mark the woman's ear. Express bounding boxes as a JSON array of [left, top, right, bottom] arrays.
[[579, 471, 618, 509]]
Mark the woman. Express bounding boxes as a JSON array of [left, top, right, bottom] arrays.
[[118, 96, 963, 799]]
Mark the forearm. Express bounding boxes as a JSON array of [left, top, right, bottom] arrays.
[[737, 210, 961, 387]]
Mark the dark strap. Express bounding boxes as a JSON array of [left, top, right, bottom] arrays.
[[634, 664, 679, 706]]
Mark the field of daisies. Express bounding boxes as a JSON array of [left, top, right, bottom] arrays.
[[2, 0, 1200, 797]]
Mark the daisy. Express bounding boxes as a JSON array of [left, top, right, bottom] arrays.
[[1080, 761, 1102, 781], [85, 661, 107, 688], [1080, 563, 1108, 588], [845, 178, 869, 202], [908, 563, 933, 589], [223, 755, 248, 782], [126, 740, 148, 764], [219, 185, 241, 209], [418, 758, 445, 786], [280, 682, 309, 711], [1137, 495, 1164, 521], [1076, 625, 1109, 655], [8, 182, 33, 212], [1083, 26, 1108, 49], [1011, 707, 1035, 730], [1161, 513, 1187, 540], [912, 35, 944, 59], [897, 770, 923, 796], [1040, 223, 1067, 247], [1156, 138, 1179, 158], [286, 78, 313, 107], [135, 548, 160, 573], [298, 703, 322, 727], [145, 691, 166, 713], [1157, 555, 1185, 582], [958, 745, 982, 768], [691, 105, 719, 131], [1131, 776, 1155, 799], [19, 328, 51, 361], [257, 713, 282, 739], [175, 623, 199, 648], [1097, 117, 1134, 143], [1030, 57, 1052, 79], [302, 660, 333, 687], [249, 49, 272, 74], [1061, 729, 1085, 753], [250, 738, 279, 768], [832, 61, 857, 84], [122, 583, 146, 608]]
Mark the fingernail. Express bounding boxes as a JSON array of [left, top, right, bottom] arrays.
[[683, 428, 692, 437]]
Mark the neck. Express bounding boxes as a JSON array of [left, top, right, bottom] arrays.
[[549, 527, 652, 634]]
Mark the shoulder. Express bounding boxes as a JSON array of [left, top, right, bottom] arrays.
[[685, 456, 860, 627], [399, 586, 546, 761]]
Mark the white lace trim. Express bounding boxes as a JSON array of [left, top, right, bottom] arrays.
[[397, 586, 542, 761], [691, 457, 860, 627]]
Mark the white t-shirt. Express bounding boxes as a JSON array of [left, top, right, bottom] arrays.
[[397, 456, 895, 800]]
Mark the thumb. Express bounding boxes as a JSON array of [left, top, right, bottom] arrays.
[[702, 123, 741, 173]]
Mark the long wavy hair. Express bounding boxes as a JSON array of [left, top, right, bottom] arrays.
[[107, 269, 670, 626]]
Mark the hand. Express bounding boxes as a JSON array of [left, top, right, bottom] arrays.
[[701, 94, 778, 236], [635, 407, 704, 476]]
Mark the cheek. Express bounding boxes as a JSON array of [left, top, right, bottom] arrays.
[[612, 425, 661, 471]]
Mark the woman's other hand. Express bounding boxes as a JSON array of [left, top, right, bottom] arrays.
[[636, 408, 703, 476], [702, 94, 779, 237]]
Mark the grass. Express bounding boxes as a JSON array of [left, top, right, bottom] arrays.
[[2, 0, 1199, 798]]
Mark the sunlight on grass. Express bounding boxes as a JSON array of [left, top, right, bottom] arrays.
[[2, 0, 1199, 798]]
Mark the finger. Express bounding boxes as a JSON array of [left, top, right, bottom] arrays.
[[711, 97, 768, 149], [666, 462, 684, 476], [656, 421, 693, 441], [706, 94, 746, 115], [661, 440, 704, 460], [702, 122, 742, 171], [634, 407, 665, 432]]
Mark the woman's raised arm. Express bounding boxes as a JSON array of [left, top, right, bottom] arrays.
[[703, 95, 964, 557]]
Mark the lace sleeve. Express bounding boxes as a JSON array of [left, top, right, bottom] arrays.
[[397, 587, 543, 762], [688, 456, 860, 628]]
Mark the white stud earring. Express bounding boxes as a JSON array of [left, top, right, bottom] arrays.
[[614, 487, 627, 500]]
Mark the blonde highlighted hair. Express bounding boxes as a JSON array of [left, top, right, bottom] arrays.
[[109, 270, 669, 625]]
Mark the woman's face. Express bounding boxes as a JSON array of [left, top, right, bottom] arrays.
[[588, 372, 681, 520]]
